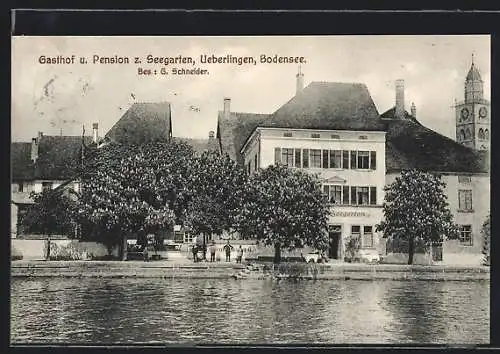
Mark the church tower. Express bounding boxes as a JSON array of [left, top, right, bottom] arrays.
[[455, 54, 490, 151]]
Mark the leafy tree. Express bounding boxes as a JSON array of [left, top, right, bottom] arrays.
[[236, 164, 329, 264], [376, 169, 458, 265], [75, 141, 193, 259], [482, 214, 490, 266], [21, 189, 76, 260], [185, 151, 247, 259]]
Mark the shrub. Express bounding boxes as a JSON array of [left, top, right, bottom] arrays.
[[11, 246, 23, 261], [344, 236, 360, 262]]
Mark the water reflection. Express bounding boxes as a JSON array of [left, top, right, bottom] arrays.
[[11, 278, 489, 344]]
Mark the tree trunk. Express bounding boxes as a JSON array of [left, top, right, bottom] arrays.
[[407, 237, 415, 265], [45, 234, 52, 261], [121, 234, 127, 261], [202, 232, 207, 260], [274, 243, 281, 264]]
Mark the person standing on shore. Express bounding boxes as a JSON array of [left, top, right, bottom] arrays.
[[191, 244, 198, 263], [223, 240, 234, 262], [236, 245, 243, 264], [209, 241, 217, 262]]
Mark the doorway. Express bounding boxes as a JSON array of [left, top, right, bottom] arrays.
[[328, 225, 342, 259]]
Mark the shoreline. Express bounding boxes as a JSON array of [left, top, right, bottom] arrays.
[[11, 260, 490, 281]]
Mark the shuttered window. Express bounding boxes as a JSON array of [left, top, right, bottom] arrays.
[[274, 147, 281, 164], [370, 151, 377, 170]]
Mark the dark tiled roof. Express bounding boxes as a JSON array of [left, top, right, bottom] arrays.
[[263, 82, 386, 131], [381, 110, 489, 174], [11, 142, 34, 181], [34, 135, 93, 180], [217, 111, 269, 163], [380, 106, 419, 122], [12, 136, 93, 181], [105, 102, 172, 145], [172, 137, 218, 155]]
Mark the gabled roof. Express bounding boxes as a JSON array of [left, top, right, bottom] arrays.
[[35, 135, 93, 180], [105, 102, 172, 145], [264, 82, 386, 131], [11, 136, 93, 181], [381, 107, 489, 174], [217, 111, 269, 163], [11, 142, 34, 181]]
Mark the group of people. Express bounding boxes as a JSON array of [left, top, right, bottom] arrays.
[[192, 240, 244, 263]]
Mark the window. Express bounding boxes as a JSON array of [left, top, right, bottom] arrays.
[[282, 148, 294, 166], [184, 232, 194, 244], [330, 150, 342, 168], [459, 129, 466, 141], [42, 182, 53, 191], [323, 185, 330, 200], [18, 183, 24, 193], [350, 151, 357, 169], [370, 151, 377, 170], [458, 190, 473, 211], [283, 132, 293, 137], [359, 135, 368, 140], [485, 129, 489, 140], [357, 187, 369, 205], [351, 226, 361, 243], [478, 128, 485, 140], [294, 149, 302, 168], [302, 149, 309, 168], [331, 185, 342, 204], [351, 186, 357, 205], [310, 149, 322, 168], [331, 134, 340, 139], [322, 150, 329, 169], [465, 128, 472, 140], [459, 225, 473, 246], [342, 186, 350, 205], [362, 226, 374, 248], [357, 151, 370, 169], [311, 133, 321, 139], [342, 150, 349, 169], [458, 176, 471, 184], [370, 187, 377, 205], [274, 147, 281, 164]]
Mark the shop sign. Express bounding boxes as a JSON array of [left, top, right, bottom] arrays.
[[331, 210, 370, 218]]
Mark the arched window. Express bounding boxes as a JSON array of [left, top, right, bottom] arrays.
[[485, 129, 489, 141], [459, 129, 466, 141], [478, 128, 485, 140], [465, 128, 472, 140]]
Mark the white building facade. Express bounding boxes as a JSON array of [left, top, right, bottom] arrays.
[[241, 127, 386, 260]]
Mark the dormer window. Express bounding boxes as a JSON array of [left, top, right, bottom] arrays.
[[283, 132, 293, 138], [311, 133, 320, 139]]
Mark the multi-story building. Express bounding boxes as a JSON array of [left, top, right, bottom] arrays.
[[11, 127, 98, 238], [217, 59, 489, 264]]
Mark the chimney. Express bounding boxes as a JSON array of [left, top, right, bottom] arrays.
[[92, 122, 99, 143], [223, 98, 231, 119], [410, 102, 416, 118], [395, 79, 405, 119], [31, 137, 39, 162], [296, 66, 304, 95]]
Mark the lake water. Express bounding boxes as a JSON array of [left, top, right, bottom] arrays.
[[10, 278, 489, 345]]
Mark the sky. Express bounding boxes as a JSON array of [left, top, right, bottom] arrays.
[[11, 35, 490, 142]]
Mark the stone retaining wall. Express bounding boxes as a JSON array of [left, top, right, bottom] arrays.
[[11, 261, 489, 281]]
